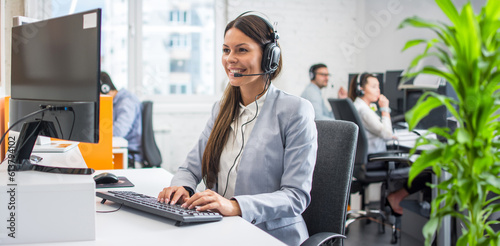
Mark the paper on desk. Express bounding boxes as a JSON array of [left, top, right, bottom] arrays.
[[32, 141, 79, 153]]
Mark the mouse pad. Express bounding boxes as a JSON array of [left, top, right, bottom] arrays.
[[96, 176, 135, 189]]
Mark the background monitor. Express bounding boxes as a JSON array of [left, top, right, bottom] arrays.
[[9, 9, 101, 172], [384, 70, 405, 116]]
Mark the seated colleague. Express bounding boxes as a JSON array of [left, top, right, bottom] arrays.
[[100, 71, 142, 163], [348, 73, 431, 215], [157, 13, 317, 246], [348, 73, 395, 154], [301, 63, 347, 120]]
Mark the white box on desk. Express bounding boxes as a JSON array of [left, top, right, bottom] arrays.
[[0, 163, 96, 244]]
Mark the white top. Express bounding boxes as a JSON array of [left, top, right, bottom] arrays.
[[353, 97, 394, 154], [218, 92, 267, 198]]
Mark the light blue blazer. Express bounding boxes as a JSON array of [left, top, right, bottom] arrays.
[[171, 84, 317, 246]]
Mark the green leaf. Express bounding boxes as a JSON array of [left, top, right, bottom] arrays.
[[405, 93, 445, 130], [423, 217, 440, 245], [485, 0, 500, 22], [456, 128, 471, 144], [436, 0, 460, 27], [409, 148, 442, 184], [402, 39, 427, 51], [399, 16, 441, 30]]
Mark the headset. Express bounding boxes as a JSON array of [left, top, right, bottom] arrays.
[[356, 73, 366, 96], [233, 11, 281, 76], [100, 80, 111, 94], [309, 66, 316, 80], [309, 63, 327, 81]]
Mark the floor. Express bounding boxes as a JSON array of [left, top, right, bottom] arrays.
[[344, 218, 399, 246], [343, 200, 428, 246]]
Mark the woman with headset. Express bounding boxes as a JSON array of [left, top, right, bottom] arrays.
[[157, 13, 317, 245], [348, 73, 395, 154], [348, 73, 431, 216]]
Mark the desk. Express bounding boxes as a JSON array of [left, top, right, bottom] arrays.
[[393, 128, 437, 151], [4, 168, 285, 246]]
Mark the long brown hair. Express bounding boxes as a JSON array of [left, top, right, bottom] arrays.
[[201, 14, 282, 189]]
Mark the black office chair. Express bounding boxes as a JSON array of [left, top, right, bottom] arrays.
[[129, 101, 162, 168], [301, 120, 358, 246], [329, 98, 411, 244]]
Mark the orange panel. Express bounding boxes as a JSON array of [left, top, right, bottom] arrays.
[[78, 95, 114, 170], [0, 97, 9, 160], [113, 152, 125, 169]]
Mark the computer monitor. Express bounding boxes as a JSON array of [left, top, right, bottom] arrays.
[[384, 70, 405, 115], [9, 9, 101, 174]]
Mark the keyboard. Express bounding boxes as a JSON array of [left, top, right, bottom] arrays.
[[96, 190, 223, 226]]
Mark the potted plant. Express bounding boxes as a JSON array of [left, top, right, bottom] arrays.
[[399, 0, 500, 245]]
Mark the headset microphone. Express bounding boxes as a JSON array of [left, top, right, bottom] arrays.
[[234, 72, 270, 77]]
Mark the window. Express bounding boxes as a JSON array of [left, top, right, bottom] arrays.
[[27, 0, 216, 98]]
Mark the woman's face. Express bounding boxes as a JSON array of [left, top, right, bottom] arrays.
[[361, 76, 380, 103], [222, 27, 264, 89]]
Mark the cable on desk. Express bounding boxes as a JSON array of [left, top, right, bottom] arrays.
[[96, 202, 123, 213]]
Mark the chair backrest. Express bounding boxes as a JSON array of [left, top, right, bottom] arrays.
[[328, 98, 368, 166], [141, 101, 162, 167], [302, 120, 358, 246]]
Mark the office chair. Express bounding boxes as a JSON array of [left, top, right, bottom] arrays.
[[329, 98, 411, 244], [301, 120, 358, 246], [129, 101, 162, 168]]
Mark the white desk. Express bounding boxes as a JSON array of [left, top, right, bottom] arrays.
[[393, 128, 437, 151], [3, 168, 285, 246]]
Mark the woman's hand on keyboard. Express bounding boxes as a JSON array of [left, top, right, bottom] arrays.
[[182, 189, 241, 217], [158, 186, 190, 205]]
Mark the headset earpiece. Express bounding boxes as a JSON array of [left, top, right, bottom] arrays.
[[309, 66, 315, 80], [356, 73, 365, 97], [262, 41, 280, 74], [100, 80, 110, 94], [237, 11, 281, 74]]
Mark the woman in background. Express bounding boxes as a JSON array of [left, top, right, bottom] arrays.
[[348, 73, 430, 215]]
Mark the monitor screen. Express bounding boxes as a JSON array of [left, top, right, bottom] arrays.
[[384, 70, 405, 115], [9, 9, 101, 172]]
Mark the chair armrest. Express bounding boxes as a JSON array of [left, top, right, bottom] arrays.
[[368, 154, 410, 163], [300, 232, 346, 246], [368, 150, 407, 159], [128, 149, 140, 155]]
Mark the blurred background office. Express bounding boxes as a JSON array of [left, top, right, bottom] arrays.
[[0, 0, 485, 191]]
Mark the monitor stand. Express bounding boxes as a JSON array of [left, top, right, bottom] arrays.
[[12, 120, 95, 175]]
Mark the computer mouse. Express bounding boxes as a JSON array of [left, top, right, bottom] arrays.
[[93, 172, 119, 184]]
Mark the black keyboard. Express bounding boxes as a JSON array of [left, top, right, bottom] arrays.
[[96, 190, 223, 226]]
